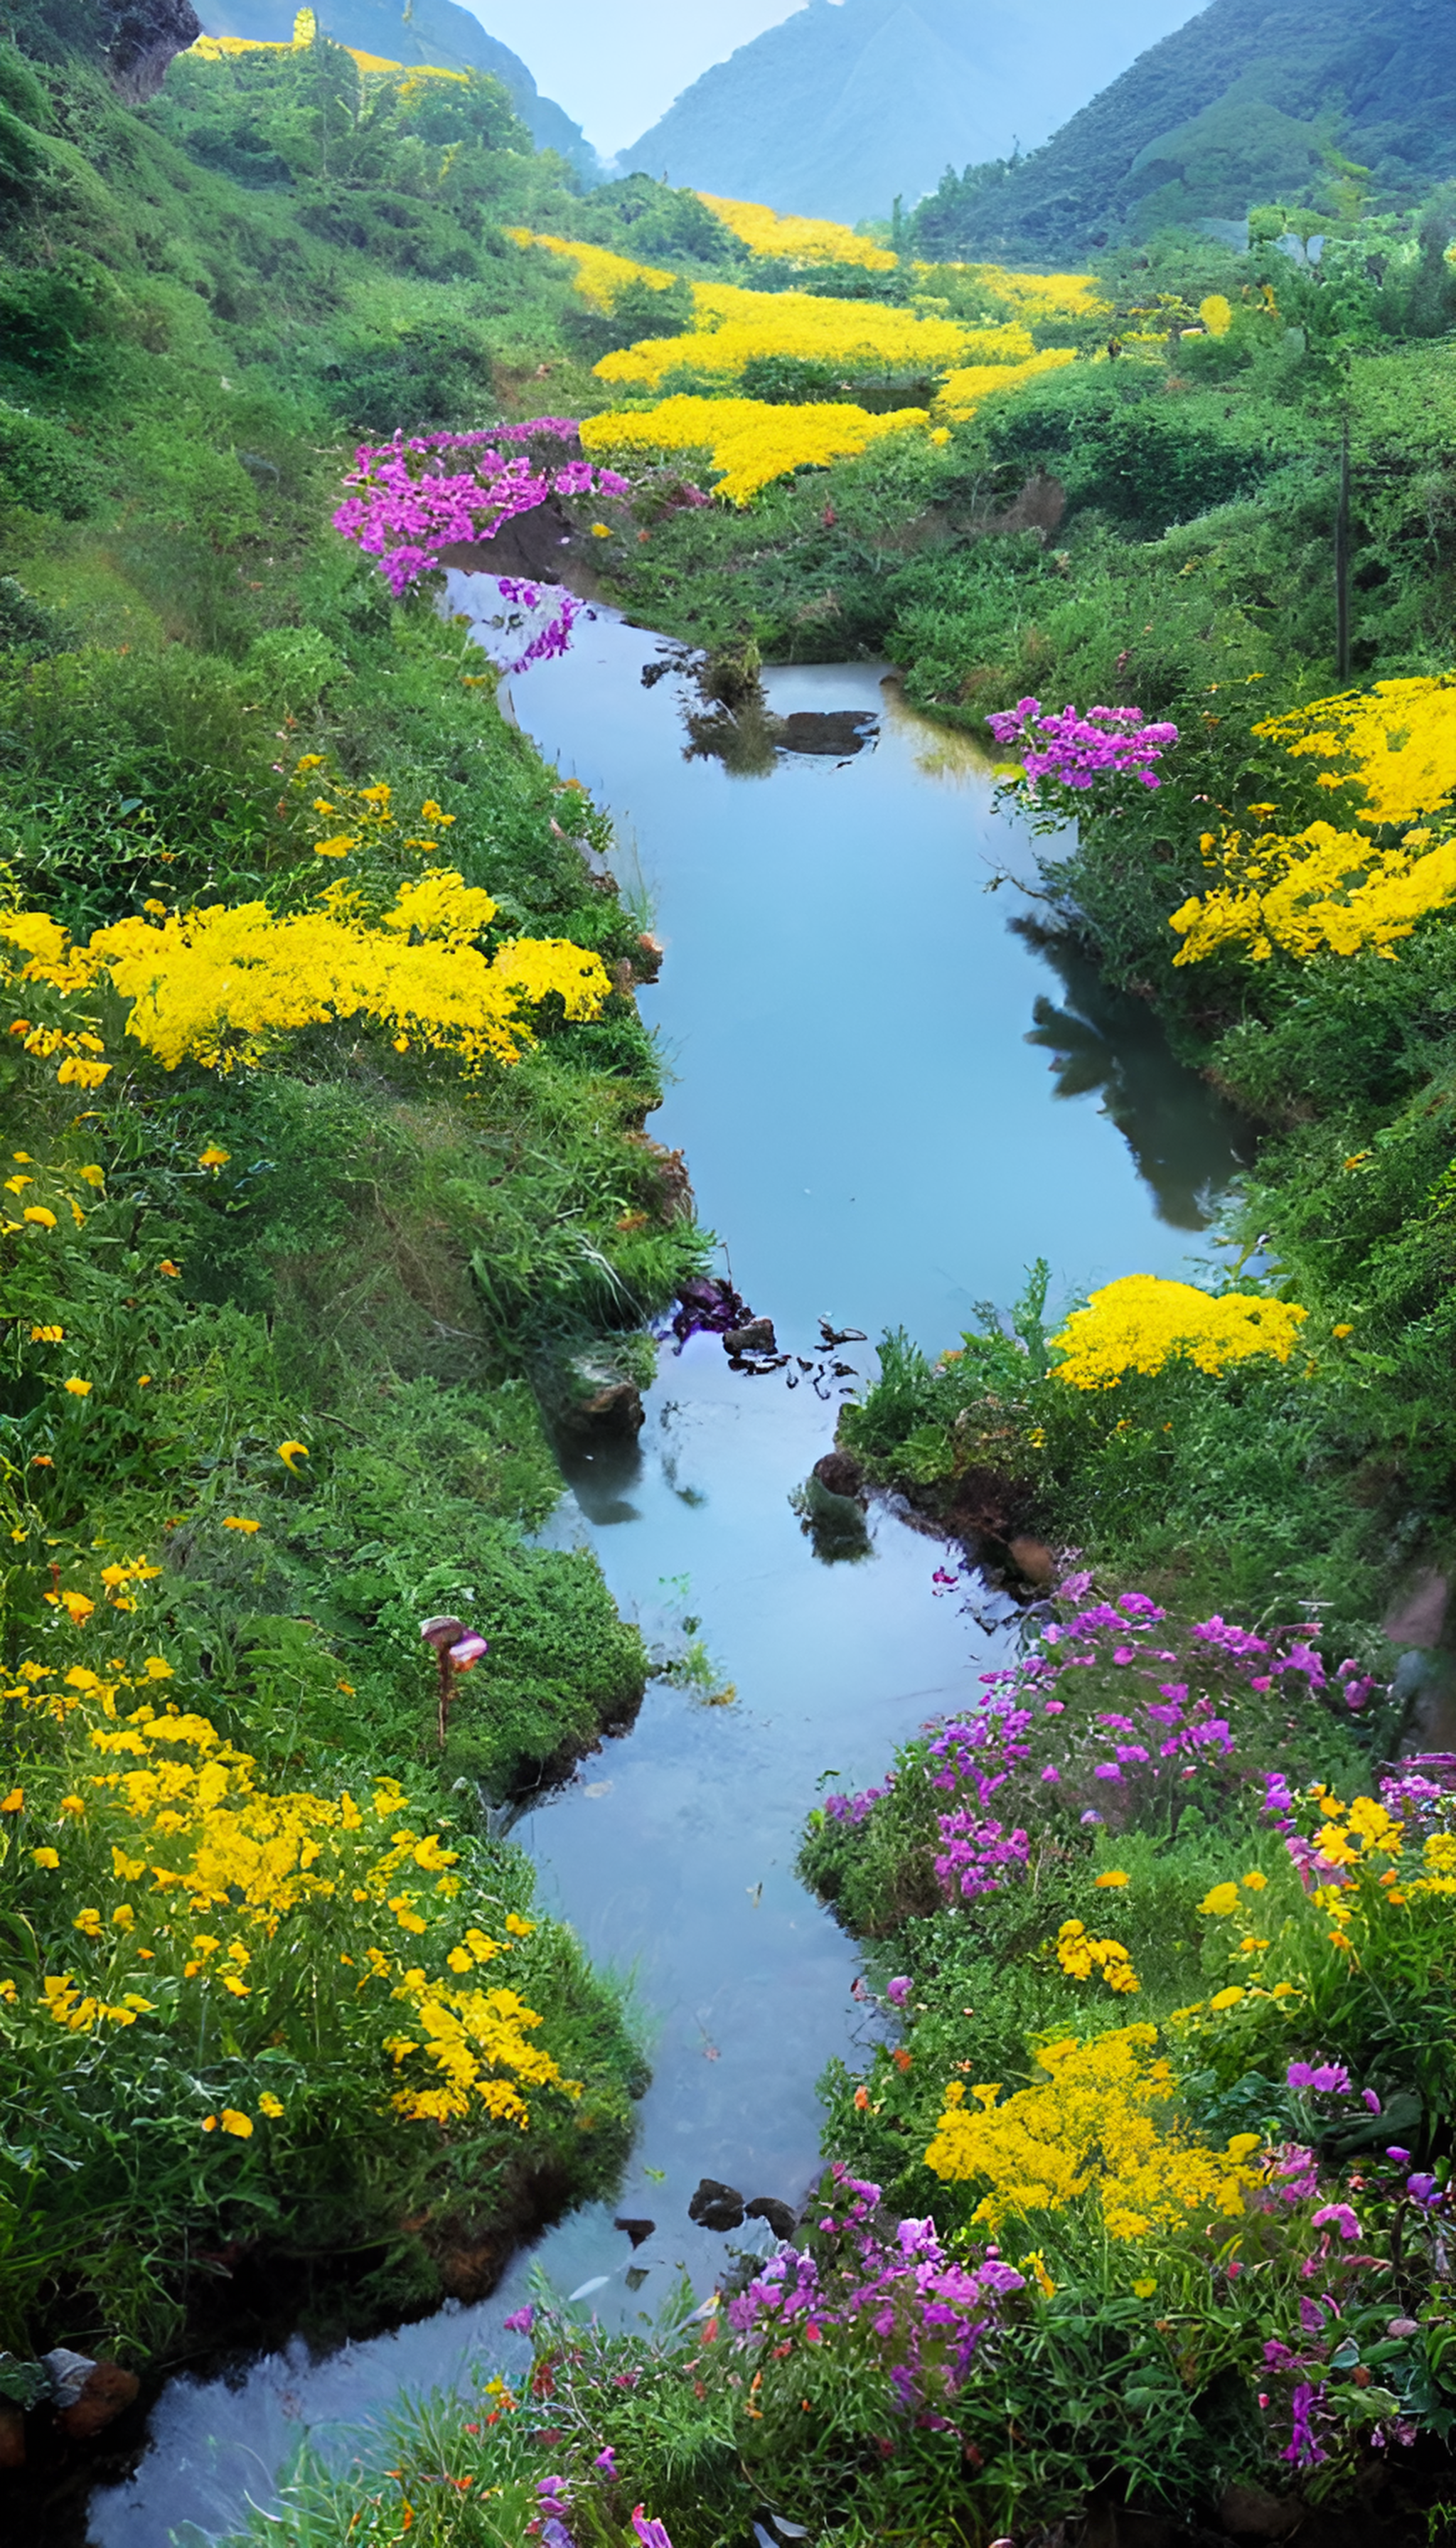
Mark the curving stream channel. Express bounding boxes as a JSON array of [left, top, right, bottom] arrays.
[[89, 598, 1253, 2547]]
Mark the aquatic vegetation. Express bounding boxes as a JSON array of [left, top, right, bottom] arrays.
[[579, 394, 929, 505], [1169, 675, 1456, 965], [1, 868, 610, 1076], [698, 193, 899, 269]]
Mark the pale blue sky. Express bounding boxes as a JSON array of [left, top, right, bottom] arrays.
[[468, 1, 802, 155]]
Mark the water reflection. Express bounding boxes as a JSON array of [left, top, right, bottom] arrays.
[[1020, 922, 1256, 1231]]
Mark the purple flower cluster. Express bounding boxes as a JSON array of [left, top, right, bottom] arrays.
[[825, 1774, 896, 1829], [332, 419, 630, 599], [724, 2163, 1024, 2419], [985, 697, 1179, 793]]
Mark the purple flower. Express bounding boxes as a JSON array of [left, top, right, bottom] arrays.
[[503, 2304, 534, 2334], [1406, 2173, 1443, 2208], [631, 2510, 675, 2548], [1312, 2203, 1361, 2240], [1363, 2088, 1382, 2114], [1386, 2146, 1413, 2166], [1283, 2380, 1328, 2468], [1288, 2060, 1351, 2095], [1040, 1763, 1060, 1783], [542, 2524, 574, 2548], [886, 1976, 911, 2007], [594, 2446, 617, 2476]]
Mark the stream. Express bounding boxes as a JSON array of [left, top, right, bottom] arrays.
[[87, 601, 1253, 2547]]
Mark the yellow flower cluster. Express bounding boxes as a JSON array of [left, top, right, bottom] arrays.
[[916, 261, 1108, 321], [697, 193, 898, 270], [595, 279, 976, 390], [936, 345, 1078, 416], [924, 2025, 1261, 2239], [1049, 1274, 1308, 1389], [1171, 821, 1456, 965], [505, 230, 677, 311], [7, 1655, 577, 2131], [1055, 1918, 1140, 1993], [1171, 675, 1456, 965], [1, 873, 609, 1077], [581, 394, 928, 506], [1257, 675, 1456, 828]]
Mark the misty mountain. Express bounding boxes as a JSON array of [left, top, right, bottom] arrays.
[[913, 0, 1456, 262], [198, 0, 601, 174], [622, 0, 1204, 225]]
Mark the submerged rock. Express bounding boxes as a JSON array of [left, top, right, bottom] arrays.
[[812, 1449, 865, 1504], [687, 2177, 746, 2232], [724, 1317, 776, 1356], [744, 2195, 798, 2241]]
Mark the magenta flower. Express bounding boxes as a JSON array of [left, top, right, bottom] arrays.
[[1288, 2060, 1351, 2095], [503, 2303, 534, 2334], [631, 2510, 675, 2548], [1312, 2202, 1361, 2240]]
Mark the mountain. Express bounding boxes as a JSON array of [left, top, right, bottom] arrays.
[[911, 0, 1456, 262], [622, 0, 1205, 225], [196, 0, 601, 174]]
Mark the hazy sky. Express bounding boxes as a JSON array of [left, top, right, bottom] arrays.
[[469, 1, 803, 155]]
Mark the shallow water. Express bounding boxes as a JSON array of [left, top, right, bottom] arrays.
[[89, 606, 1251, 2546]]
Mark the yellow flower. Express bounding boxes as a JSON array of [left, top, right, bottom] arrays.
[[198, 1147, 231, 1169], [0, 1788, 21, 1811], [77, 1164, 105, 1188], [277, 1440, 309, 1472], [158, 1259, 182, 1278], [30, 1324, 64, 1342], [590, 523, 612, 537], [31, 1847, 59, 1868], [1052, 1278, 1307, 1390], [1094, 1870, 1130, 1889], [1332, 1322, 1354, 1339], [201, 2114, 218, 2131], [63, 1376, 92, 1396], [141, 1655, 174, 1678], [258, 2091, 284, 2118], [1132, 2276, 1157, 2298], [223, 1516, 261, 1533], [1241, 1870, 1268, 1891], [23, 1206, 57, 1228], [1198, 1884, 1242, 1918], [1209, 1986, 1245, 2011]]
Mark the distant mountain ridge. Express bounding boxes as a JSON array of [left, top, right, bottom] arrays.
[[197, 0, 600, 173], [623, 0, 1204, 225], [912, 0, 1456, 262]]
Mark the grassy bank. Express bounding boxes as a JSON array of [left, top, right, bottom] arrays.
[[0, 17, 719, 2382]]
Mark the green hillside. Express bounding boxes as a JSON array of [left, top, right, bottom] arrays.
[[199, 0, 602, 177], [913, 0, 1456, 261], [624, 0, 1203, 225]]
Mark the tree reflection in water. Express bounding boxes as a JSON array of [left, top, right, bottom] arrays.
[[1017, 920, 1256, 1231]]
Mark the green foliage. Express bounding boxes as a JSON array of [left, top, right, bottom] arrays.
[[906, 0, 1455, 262], [0, 34, 722, 2377]]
